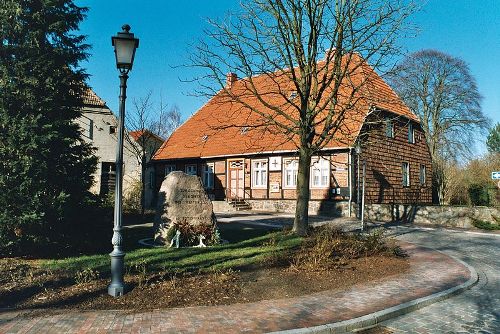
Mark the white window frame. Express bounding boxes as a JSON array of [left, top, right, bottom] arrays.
[[251, 159, 268, 189], [283, 158, 298, 188], [165, 164, 175, 176], [185, 164, 197, 176], [402, 162, 410, 187], [408, 123, 415, 143], [202, 163, 215, 189], [419, 164, 426, 185], [310, 157, 330, 188]]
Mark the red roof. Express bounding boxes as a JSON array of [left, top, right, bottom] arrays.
[[82, 88, 107, 107], [154, 55, 417, 161], [129, 130, 164, 143]]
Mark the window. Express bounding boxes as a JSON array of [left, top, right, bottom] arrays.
[[419, 164, 426, 185], [202, 163, 214, 189], [186, 164, 197, 176], [109, 125, 116, 134], [385, 119, 394, 138], [311, 157, 330, 188], [402, 162, 410, 187], [252, 160, 268, 188], [80, 116, 93, 140], [283, 159, 298, 188], [408, 123, 415, 143], [165, 165, 175, 176]]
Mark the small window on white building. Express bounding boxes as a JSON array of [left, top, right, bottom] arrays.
[[186, 164, 197, 176], [419, 164, 426, 185], [252, 160, 268, 188], [311, 157, 330, 188], [402, 162, 410, 187], [283, 159, 298, 188], [202, 163, 214, 189], [165, 165, 175, 176]]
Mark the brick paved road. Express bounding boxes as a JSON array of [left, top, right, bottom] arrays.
[[382, 227, 500, 334]]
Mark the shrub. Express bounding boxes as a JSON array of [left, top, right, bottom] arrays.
[[468, 183, 490, 206], [123, 180, 143, 213], [74, 268, 100, 285], [472, 219, 500, 231], [292, 226, 403, 271]]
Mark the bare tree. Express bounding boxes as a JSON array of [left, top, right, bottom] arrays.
[[387, 49, 490, 204], [191, 0, 415, 235], [126, 92, 182, 213]]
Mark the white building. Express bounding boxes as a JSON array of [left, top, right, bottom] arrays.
[[77, 89, 140, 196]]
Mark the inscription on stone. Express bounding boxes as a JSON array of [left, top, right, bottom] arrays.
[[154, 171, 217, 246]]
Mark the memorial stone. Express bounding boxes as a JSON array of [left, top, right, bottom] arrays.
[[154, 171, 217, 246]]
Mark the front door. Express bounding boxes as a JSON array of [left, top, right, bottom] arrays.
[[228, 160, 244, 199]]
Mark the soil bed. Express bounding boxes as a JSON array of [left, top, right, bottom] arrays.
[[0, 255, 408, 311]]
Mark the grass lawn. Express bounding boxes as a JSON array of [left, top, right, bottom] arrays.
[[0, 216, 409, 310], [42, 222, 302, 276]]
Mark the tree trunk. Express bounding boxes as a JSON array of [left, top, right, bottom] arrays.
[[293, 148, 312, 236]]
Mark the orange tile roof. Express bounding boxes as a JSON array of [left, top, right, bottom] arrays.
[[154, 55, 417, 161], [82, 88, 107, 107], [129, 130, 164, 143]]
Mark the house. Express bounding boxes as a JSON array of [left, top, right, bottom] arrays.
[[77, 89, 139, 197], [152, 56, 433, 216], [129, 129, 164, 207]]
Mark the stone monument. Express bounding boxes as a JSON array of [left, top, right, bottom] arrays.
[[154, 171, 218, 247]]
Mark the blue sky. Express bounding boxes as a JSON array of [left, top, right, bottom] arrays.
[[77, 0, 499, 152]]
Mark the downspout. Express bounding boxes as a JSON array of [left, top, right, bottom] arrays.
[[348, 148, 353, 217]]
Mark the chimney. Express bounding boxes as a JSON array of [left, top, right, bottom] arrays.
[[226, 72, 238, 88]]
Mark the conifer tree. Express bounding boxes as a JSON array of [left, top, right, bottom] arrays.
[[0, 0, 97, 253]]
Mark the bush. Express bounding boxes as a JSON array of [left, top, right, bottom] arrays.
[[123, 180, 143, 213], [472, 219, 500, 231], [292, 226, 404, 271], [468, 183, 490, 206]]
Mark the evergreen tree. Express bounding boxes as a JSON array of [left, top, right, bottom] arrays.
[[0, 0, 97, 253], [486, 123, 500, 153]]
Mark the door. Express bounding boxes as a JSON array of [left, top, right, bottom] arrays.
[[228, 160, 244, 199]]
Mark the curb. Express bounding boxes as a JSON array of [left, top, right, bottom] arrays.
[[272, 248, 479, 334]]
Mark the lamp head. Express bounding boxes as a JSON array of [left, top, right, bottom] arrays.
[[112, 24, 139, 73]]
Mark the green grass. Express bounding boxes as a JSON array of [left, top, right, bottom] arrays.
[[472, 219, 500, 231], [42, 226, 302, 276]]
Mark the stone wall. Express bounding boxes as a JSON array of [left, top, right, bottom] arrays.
[[243, 199, 352, 217], [364, 203, 500, 228]]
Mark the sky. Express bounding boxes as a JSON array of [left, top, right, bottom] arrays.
[[76, 0, 500, 153]]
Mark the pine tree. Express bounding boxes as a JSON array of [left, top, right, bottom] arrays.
[[486, 123, 500, 154], [0, 0, 97, 253]]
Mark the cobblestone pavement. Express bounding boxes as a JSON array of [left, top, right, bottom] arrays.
[[0, 234, 471, 333], [381, 226, 500, 334]]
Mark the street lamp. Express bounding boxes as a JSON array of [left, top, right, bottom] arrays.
[[108, 24, 139, 297]]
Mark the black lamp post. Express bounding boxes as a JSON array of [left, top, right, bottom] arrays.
[[108, 24, 139, 297]]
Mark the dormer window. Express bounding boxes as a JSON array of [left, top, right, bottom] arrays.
[[201, 134, 208, 142], [289, 91, 298, 99], [240, 127, 248, 135]]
